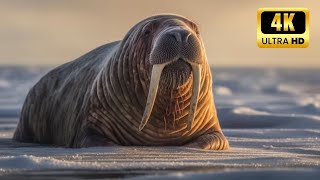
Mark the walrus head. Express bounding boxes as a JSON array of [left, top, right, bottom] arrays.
[[118, 14, 206, 132]]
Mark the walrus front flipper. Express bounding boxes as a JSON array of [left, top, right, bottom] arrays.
[[77, 134, 117, 148], [73, 124, 118, 148], [185, 131, 229, 150]]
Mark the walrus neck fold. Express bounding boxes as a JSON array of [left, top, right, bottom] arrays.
[[139, 61, 201, 131]]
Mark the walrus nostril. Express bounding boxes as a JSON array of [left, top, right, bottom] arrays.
[[168, 29, 192, 43]]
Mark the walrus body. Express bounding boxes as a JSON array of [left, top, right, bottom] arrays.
[[13, 14, 229, 150]]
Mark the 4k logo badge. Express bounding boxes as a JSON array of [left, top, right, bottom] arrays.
[[257, 8, 309, 48]]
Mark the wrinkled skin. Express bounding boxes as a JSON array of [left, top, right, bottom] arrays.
[[13, 14, 229, 150]]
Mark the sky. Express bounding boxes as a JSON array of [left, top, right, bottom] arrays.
[[0, 0, 319, 67]]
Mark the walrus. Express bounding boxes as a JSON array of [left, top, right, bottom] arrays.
[[13, 14, 229, 150]]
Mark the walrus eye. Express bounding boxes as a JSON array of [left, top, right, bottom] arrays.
[[143, 28, 152, 36], [190, 22, 200, 35], [193, 26, 200, 36], [195, 28, 200, 36]]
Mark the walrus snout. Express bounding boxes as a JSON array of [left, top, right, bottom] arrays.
[[149, 26, 203, 65]]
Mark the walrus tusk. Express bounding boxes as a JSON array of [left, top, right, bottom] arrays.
[[139, 63, 169, 131], [187, 63, 201, 130], [139, 61, 201, 131]]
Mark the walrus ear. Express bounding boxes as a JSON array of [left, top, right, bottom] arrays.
[[187, 63, 201, 130], [139, 63, 169, 131]]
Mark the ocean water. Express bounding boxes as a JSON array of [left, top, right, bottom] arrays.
[[0, 66, 319, 179]]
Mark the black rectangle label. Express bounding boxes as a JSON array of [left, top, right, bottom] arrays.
[[261, 11, 305, 34]]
